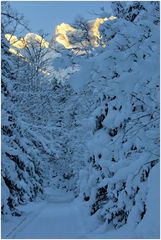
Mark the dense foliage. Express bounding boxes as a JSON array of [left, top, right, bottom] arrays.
[[2, 1, 159, 237]]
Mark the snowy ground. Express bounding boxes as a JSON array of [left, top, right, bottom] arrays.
[[2, 164, 159, 239], [2, 188, 87, 239], [1, 187, 111, 239]]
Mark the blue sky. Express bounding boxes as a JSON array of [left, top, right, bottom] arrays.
[[10, 1, 112, 37]]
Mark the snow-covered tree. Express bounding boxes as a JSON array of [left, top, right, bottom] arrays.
[[2, 2, 160, 237], [1, 2, 51, 216], [70, 1, 159, 235]]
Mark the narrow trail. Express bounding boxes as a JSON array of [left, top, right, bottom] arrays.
[[2, 188, 139, 239], [2, 188, 88, 239]]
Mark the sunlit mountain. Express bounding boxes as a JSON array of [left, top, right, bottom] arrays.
[[5, 33, 49, 48], [4, 16, 117, 76], [5, 16, 117, 56], [55, 16, 116, 49]]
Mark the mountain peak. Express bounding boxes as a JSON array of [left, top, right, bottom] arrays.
[[5, 16, 117, 55]]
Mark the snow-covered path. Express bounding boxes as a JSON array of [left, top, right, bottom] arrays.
[[2, 173, 160, 239], [2, 189, 87, 239], [13, 203, 85, 239]]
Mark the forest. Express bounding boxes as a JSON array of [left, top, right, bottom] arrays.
[[1, 1, 160, 239]]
